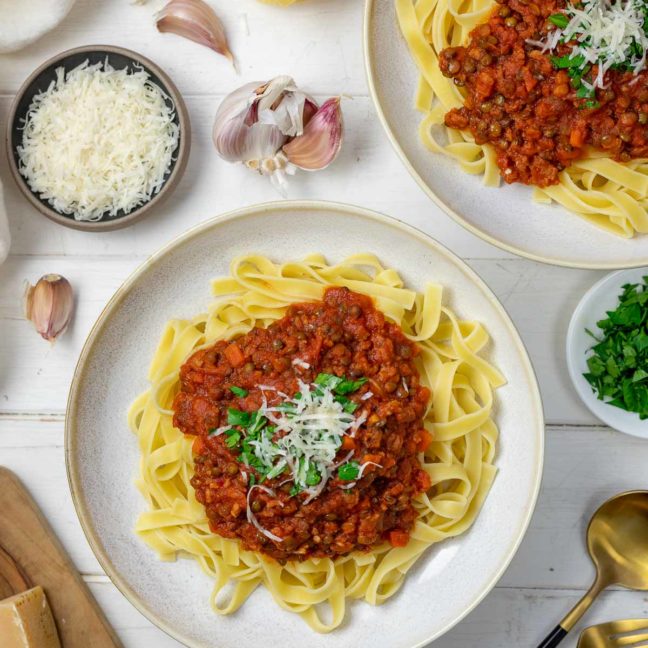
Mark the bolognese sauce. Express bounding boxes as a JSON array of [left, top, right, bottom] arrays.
[[173, 287, 432, 563], [439, 0, 648, 187]]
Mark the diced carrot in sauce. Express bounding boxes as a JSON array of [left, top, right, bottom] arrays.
[[223, 343, 245, 367], [417, 429, 433, 453], [192, 436, 206, 455], [388, 530, 410, 548]]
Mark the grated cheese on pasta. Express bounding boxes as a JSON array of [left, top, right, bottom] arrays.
[[17, 59, 179, 221]]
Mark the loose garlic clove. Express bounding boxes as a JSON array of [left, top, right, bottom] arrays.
[[157, 0, 235, 67], [24, 274, 74, 343], [283, 97, 343, 171]]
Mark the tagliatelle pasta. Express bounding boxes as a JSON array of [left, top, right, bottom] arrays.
[[128, 253, 504, 632], [396, 0, 648, 237]]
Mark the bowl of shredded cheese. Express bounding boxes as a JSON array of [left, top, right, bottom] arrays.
[[6, 45, 190, 231]]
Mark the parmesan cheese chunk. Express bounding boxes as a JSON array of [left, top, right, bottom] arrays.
[[17, 59, 180, 221], [0, 586, 61, 648]]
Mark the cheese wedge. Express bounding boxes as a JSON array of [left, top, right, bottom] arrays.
[[0, 586, 61, 647]]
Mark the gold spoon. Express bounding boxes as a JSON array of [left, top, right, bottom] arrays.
[[537, 490, 648, 648]]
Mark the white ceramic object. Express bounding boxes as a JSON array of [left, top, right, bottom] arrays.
[[567, 268, 648, 438], [364, 0, 648, 269], [66, 202, 544, 648], [0, 0, 76, 53]]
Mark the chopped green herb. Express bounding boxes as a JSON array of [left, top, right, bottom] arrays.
[[289, 484, 302, 497], [314, 373, 343, 390], [338, 461, 360, 481], [334, 395, 358, 413], [306, 464, 321, 486], [584, 99, 601, 109], [548, 12, 569, 28], [335, 377, 368, 395], [227, 408, 251, 427], [248, 473, 256, 487], [230, 386, 248, 398], [247, 410, 267, 435], [583, 277, 648, 420], [225, 430, 241, 447]]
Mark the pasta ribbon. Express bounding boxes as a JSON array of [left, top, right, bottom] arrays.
[[129, 254, 503, 632]]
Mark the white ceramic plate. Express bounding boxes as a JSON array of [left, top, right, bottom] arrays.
[[364, 0, 648, 269], [66, 201, 544, 648], [567, 268, 648, 438]]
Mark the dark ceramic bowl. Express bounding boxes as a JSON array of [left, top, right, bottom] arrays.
[[6, 45, 191, 232]]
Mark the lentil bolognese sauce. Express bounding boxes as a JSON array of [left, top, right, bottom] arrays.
[[439, 0, 648, 187], [173, 286, 433, 563]]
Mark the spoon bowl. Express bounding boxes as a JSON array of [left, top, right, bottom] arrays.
[[538, 491, 648, 648], [588, 491, 648, 591]]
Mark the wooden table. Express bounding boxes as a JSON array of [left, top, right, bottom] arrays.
[[1, 1, 646, 646]]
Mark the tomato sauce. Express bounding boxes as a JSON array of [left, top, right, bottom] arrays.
[[173, 287, 432, 563], [439, 0, 648, 187]]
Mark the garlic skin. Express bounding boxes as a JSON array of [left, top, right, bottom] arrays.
[[283, 98, 343, 171], [212, 76, 342, 192], [24, 274, 74, 343], [157, 0, 234, 66]]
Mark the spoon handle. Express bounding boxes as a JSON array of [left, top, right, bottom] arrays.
[[537, 625, 567, 648], [535, 577, 605, 648]]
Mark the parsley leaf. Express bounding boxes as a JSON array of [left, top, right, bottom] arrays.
[[227, 408, 251, 427], [306, 464, 321, 486], [230, 386, 248, 398], [225, 430, 241, 448], [338, 461, 360, 481], [548, 12, 569, 28], [335, 377, 368, 395]]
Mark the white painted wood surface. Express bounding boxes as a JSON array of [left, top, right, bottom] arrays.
[[0, 1, 646, 646]]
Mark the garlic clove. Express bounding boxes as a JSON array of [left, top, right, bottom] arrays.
[[157, 0, 235, 66], [24, 274, 73, 343], [282, 97, 343, 171]]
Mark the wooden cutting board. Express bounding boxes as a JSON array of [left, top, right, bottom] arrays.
[[0, 466, 123, 647]]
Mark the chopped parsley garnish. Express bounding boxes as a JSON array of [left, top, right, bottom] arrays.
[[227, 408, 251, 427], [225, 429, 241, 448], [548, 13, 569, 29], [583, 277, 648, 420], [216, 373, 369, 498], [306, 464, 322, 486], [338, 461, 360, 481], [230, 386, 248, 398]]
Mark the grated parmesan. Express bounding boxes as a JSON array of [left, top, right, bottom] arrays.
[[17, 59, 179, 221], [529, 0, 648, 89]]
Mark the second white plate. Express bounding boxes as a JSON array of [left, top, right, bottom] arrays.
[[364, 0, 648, 269]]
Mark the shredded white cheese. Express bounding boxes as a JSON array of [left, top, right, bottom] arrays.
[[247, 485, 283, 543], [255, 379, 360, 501], [17, 59, 179, 221], [530, 0, 648, 88]]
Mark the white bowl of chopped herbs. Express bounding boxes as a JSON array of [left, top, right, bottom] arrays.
[[567, 269, 648, 437]]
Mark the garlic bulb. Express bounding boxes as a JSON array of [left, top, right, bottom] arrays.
[[212, 76, 343, 192], [24, 274, 74, 343]]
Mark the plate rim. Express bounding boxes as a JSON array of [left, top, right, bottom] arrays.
[[65, 199, 545, 648], [566, 268, 648, 438], [363, 0, 648, 270]]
